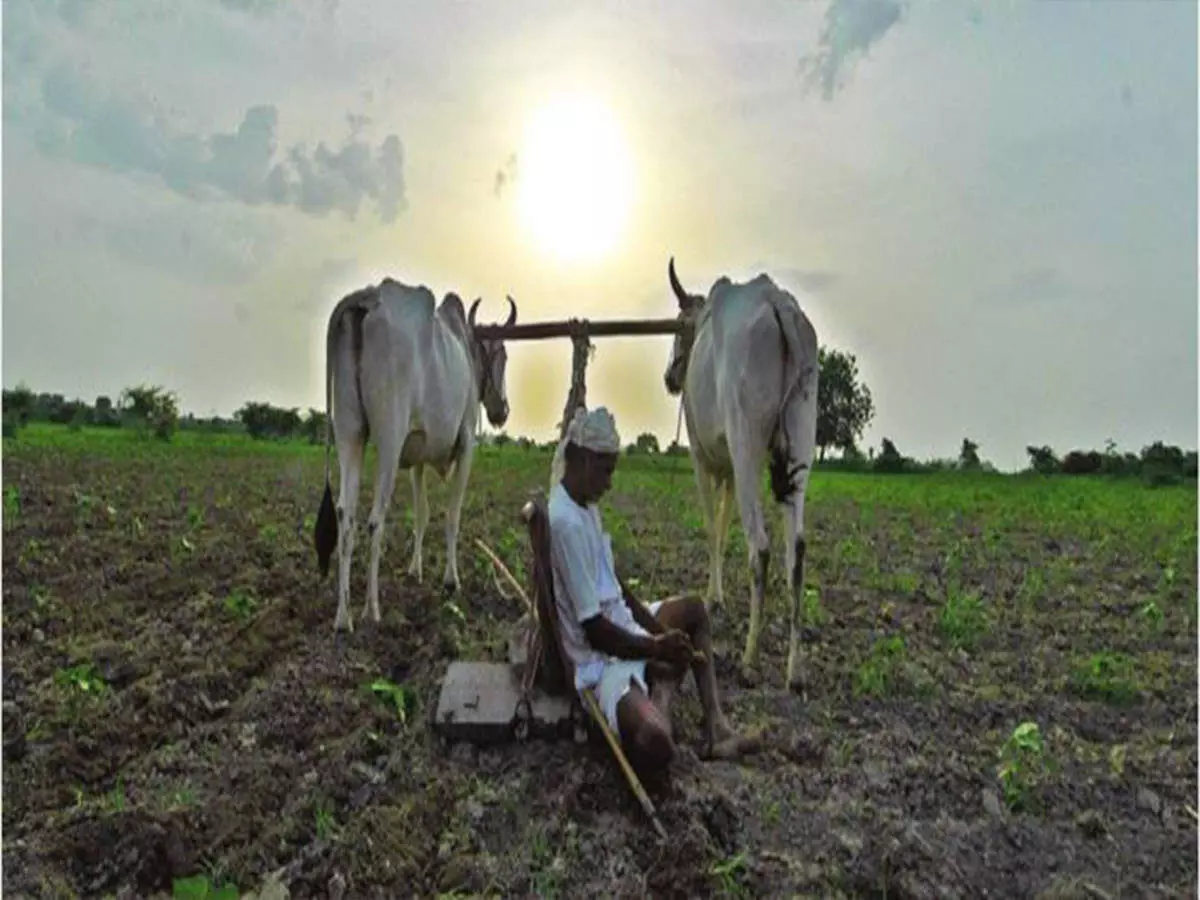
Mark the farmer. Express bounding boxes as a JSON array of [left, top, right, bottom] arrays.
[[547, 404, 759, 773]]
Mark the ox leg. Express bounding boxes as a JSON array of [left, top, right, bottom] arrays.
[[363, 433, 402, 626], [711, 476, 736, 608], [730, 437, 771, 683], [406, 465, 429, 583], [783, 382, 819, 694], [691, 463, 722, 608], [441, 431, 475, 593], [784, 499, 810, 695], [333, 438, 365, 633]]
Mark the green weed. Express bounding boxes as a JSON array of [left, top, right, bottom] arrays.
[[172, 874, 239, 900], [222, 590, 258, 622], [710, 851, 751, 899], [1137, 600, 1164, 634], [802, 586, 827, 627], [854, 635, 906, 698], [996, 721, 1049, 813], [1070, 652, 1140, 706], [314, 799, 338, 841], [367, 678, 416, 724], [4, 484, 20, 526], [937, 588, 987, 652]]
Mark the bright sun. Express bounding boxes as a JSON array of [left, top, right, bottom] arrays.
[[515, 94, 635, 264]]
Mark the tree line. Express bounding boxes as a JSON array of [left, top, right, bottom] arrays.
[[3, 345, 1195, 484]]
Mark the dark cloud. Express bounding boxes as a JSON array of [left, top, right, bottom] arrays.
[[33, 62, 407, 223], [799, 0, 906, 101]]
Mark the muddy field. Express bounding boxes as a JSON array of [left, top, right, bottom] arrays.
[[3, 424, 1196, 898]]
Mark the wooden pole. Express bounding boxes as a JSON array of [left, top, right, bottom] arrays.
[[473, 318, 682, 341]]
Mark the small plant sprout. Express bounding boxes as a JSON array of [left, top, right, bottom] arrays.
[[803, 586, 827, 627], [3, 484, 20, 526], [997, 721, 1048, 813], [938, 587, 987, 652], [1070, 652, 1140, 706], [223, 590, 258, 622], [314, 800, 338, 840], [854, 635, 906, 698], [368, 678, 415, 724], [1138, 600, 1164, 633]]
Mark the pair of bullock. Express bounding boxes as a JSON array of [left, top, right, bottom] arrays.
[[312, 260, 818, 689]]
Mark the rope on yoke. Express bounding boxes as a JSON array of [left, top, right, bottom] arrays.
[[558, 320, 595, 441]]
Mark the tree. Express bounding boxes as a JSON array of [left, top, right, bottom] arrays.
[[236, 402, 301, 440], [959, 438, 981, 470], [1025, 445, 1059, 475], [120, 384, 179, 441], [627, 432, 659, 455], [300, 408, 327, 444], [94, 395, 119, 427], [873, 437, 906, 473], [817, 346, 874, 461]]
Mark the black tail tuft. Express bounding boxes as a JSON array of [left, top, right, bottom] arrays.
[[769, 445, 808, 505], [314, 482, 338, 578]]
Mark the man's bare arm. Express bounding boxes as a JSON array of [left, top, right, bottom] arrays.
[[582, 615, 661, 661], [619, 576, 665, 636]]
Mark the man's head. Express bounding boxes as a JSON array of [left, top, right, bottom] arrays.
[[551, 405, 621, 503]]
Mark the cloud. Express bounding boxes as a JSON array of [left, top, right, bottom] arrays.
[[494, 152, 519, 197], [744, 261, 839, 295], [773, 267, 840, 294], [799, 0, 906, 101], [977, 267, 1072, 307], [31, 59, 407, 223]]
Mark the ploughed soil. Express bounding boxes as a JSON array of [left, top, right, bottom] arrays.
[[3, 433, 1196, 898]]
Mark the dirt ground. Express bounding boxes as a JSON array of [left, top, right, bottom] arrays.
[[2, 432, 1196, 898]]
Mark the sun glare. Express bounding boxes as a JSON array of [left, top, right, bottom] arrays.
[[515, 94, 635, 265]]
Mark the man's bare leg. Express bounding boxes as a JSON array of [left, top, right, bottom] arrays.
[[615, 679, 675, 775], [654, 596, 760, 759]]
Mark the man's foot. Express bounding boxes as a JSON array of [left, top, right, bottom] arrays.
[[702, 721, 764, 760]]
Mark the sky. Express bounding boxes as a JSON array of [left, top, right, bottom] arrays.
[[3, 0, 1196, 472]]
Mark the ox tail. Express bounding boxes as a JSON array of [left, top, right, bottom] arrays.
[[767, 300, 815, 505], [313, 288, 373, 578]]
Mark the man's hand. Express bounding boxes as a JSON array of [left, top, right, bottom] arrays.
[[653, 628, 695, 666]]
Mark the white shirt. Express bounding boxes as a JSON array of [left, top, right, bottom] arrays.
[[547, 481, 651, 689]]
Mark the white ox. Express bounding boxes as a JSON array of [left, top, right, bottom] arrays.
[[663, 257, 819, 690], [312, 277, 516, 632]]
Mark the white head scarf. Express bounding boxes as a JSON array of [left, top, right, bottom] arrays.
[[549, 405, 621, 493]]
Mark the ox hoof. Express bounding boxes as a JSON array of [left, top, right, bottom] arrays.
[[787, 670, 809, 696], [442, 579, 460, 596], [334, 615, 354, 634]]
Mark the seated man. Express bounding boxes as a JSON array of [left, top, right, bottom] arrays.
[[547, 405, 758, 773]]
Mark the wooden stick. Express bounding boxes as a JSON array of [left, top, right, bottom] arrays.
[[475, 538, 533, 617], [474, 317, 683, 342], [581, 688, 669, 841]]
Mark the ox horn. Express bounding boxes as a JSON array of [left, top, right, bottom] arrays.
[[668, 256, 690, 308], [504, 294, 517, 327], [468, 297, 482, 328]]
